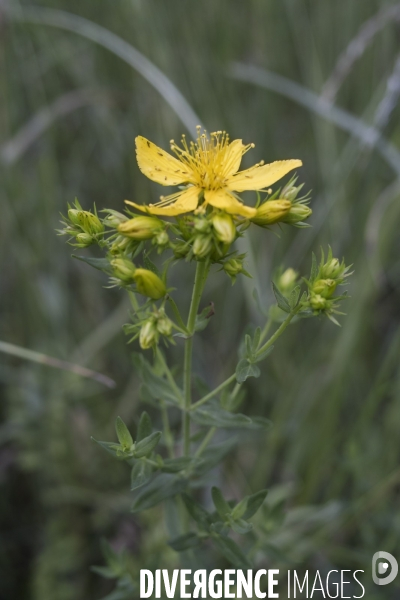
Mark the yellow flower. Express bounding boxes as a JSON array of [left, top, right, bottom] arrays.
[[126, 128, 302, 218]]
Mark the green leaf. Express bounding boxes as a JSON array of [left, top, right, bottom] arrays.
[[194, 302, 215, 332], [143, 251, 160, 276], [272, 282, 291, 313], [236, 358, 261, 383], [133, 354, 180, 405], [137, 412, 152, 442], [130, 460, 152, 490], [131, 474, 187, 513], [91, 438, 127, 460], [242, 489, 268, 520], [72, 255, 112, 273], [310, 251, 318, 281], [191, 404, 252, 428], [181, 493, 211, 529], [194, 439, 237, 476], [289, 285, 301, 310], [212, 487, 231, 520], [90, 566, 116, 580], [169, 532, 201, 551], [252, 327, 261, 351], [212, 535, 252, 569], [115, 417, 133, 449], [161, 457, 192, 473], [228, 517, 253, 535], [134, 431, 161, 458]]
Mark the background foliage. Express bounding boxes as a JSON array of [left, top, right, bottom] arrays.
[[1, 1, 400, 598]]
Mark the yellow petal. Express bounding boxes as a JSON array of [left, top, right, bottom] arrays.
[[226, 159, 302, 192], [125, 186, 200, 217], [204, 189, 256, 218], [135, 136, 194, 186], [220, 139, 244, 178]]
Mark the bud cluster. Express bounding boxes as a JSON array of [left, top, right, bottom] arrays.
[[303, 248, 352, 324], [110, 257, 166, 300], [125, 307, 174, 350], [250, 176, 312, 229], [59, 199, 105, 247]]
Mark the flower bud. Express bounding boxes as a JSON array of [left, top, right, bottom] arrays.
[[139, 320, 158, 349], [103, 211, 128, 228], [118, 216, 163, 240], [193, 235, 213, 258], [282, 203, 312, 224], [154, 230, 169, 247], [194, 218, 211, 234], [133, 268, 166, 300], [212, 213, 236, 244], [251, 200, 291, 226], [312, 278, 337, 298], [278, 268, 298, 293], [73, 211, 104, 235], [321, 258, 341, 279], [75, 232, 94, 247], [111, 258, 136, 282], [309, 294, 328, 310], [281, 182, 303, 202], [173, 242, 189, 258], [223, 258, 243, 277], [157, 316, 173, 337], [110, 235, 132, 254]]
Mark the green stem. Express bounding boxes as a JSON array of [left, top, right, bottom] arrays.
[[258, 316, 273, 346], [190, 373, 237, 411], [255, 306, 301, 359], [195, 427, 216, 458], [156, 347, 184, 405], [182, 261, 209, 456]]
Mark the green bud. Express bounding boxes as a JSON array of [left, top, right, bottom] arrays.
[[278, 268, 298, 293], [282, 203, 312, 224], [321, 258, 342, 279], [118, 216, 163, 240], [75, 232, 94, 247], [110, 235, 132, 255], [223, 258, 243, 277], [103, 211, 128, 228], [212, 213, 236, 244], [111, 258, 136, 282], [157, 316, 173, 337], [139, 320, 159, 349], [134, 268, 166, 300], [75, 211, 104, 235], [194, 218, 211, 234], [193, 235, 213, 258], [68, 208, 81, 227], [281, 182, 303, 202], [172, 242, 189, 258], [154, 230, 169, 247], [309, 294, 328, 310], [312, 278, 337, 298], [251, 200, 291, 226]]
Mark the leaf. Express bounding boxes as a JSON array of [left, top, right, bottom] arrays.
[[212, 487, 232, 520], [229, 517, 253, 535], [133, 353, 180, 405], [131, 474, 187, 513], [161, 457, 192, 473], [115, 417, 133, 448], [272, 282, 291, 313], [143, 251, 160, 276], [310, 251, 318, 281], [181, 493, 211, 529], [137, 412, 152, 442], [72, 255, 112, 272], [91, 438, 126, 460], [236, 358, 261, 383], [90, 566, 116, 579], [194, 303, 215, 332], [212, 535, 252, 569], [169, 532, 201, 551], [130, 460, 152, 490], [194, 439, 237, 476], [289, 285, 301, 309], [191, 404, 252, 428], [242, 489, 269, 520], [134, 431, 161, 458]]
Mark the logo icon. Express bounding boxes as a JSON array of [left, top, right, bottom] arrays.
[[372, 551, 398, 585]]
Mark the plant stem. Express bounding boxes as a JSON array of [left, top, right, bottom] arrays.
[[156, 347, 184, 405], [255, 306, 301, 359], [258, 316, 273, 346], [182, 260, 209, 456], [190, 373, 237, 411], [195, 427, 216, 458]]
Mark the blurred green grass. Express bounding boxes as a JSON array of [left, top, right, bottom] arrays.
[[1, 1, 400, 598]]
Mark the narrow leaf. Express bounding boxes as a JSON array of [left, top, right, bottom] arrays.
[[272, 282, 291, 313], [131, 475, 187, 513], [137, 412, 152, 442], [115, 417, 133, 448], [212, 535, 252, 569], [169, 533, 200, 552], [130, 460, 152, 490], [134, 431, 161, 458], [212, 487, 232, 520]]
